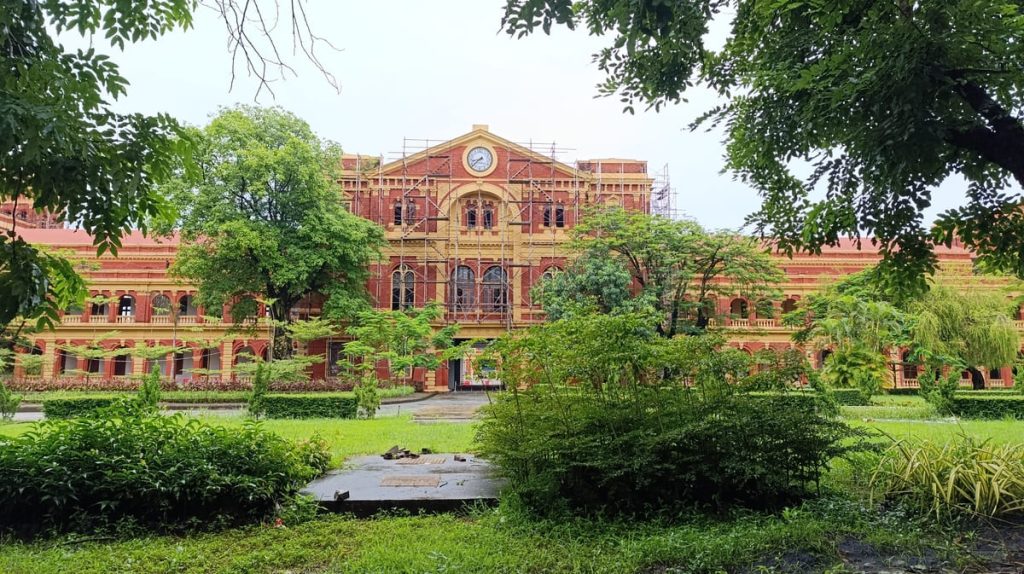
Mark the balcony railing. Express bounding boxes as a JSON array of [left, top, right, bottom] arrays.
[[116, 315, 134, 324], [89, 315, 107, 324], [151, 315, 171, 324], [62, 314, 82, 324]]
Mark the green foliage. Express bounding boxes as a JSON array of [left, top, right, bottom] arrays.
[[477, 311, 864, 516], [42, 397, 118, 419], [168, 106, 385, 358], [544, 206, 782, 336], [871, 438, 1024, 518], [916, 369, 962, 416], [248, 363, 270, 420], [262, 394, 358, 419], [1, 1, 191, 332], [0, 405, 329, 534], [744, 348, 814, 391], [0, 379, 21, 421], [948, 395, 1024, 420], [908, 287, 1019, 372], [137, 365, 162, 413], [822, 348, 888, 400], [502, 1, 1024, 293], [353, 377, 381, 419], [827, 388, 870, 407]]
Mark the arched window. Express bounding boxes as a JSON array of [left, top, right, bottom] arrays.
[[482, 266, 508, 312], [393, 201, 403, 225], [90, 297, 108, 317], [781, 298, 797, 314], [555, 204, 565, 228], [179, 294, 197, 316], [901, 350, 919, 380], [730, 298, 749, 319], [818, 349, 832, 369], [451, 266, 475, 311], [466, 203, 478, 229], [57, 349, 78, 374], [391, 266, 415, 311], [543, 205, 552, 227], [234, 345, 256, 365], [541, 266, 560, 282], [404, 200, 417, 224], [87, 357, 102, 374], [482, 204, 494, 229], [151, 294, 171, 316], [118, 295, 134, 316], [989, 367, 1003, 380], [113, 351, 132, 377], [201, 348, 221, 372]]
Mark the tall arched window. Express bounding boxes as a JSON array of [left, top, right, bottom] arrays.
[[404, 200, 417, 224], [393, 201, 403, 225], [179, 294, 197, 316], [482, 266, 508, 312], [465, 203, 478, 229], [818, 349, 832, 370], [151, 294, 171, 316], [113, 350, 132, 377], [451, 266, 475, 311], [90, 297, 108, 317], [541, 266, 560, 282], [543, 205, 552, 227], [555, 204, 565, 228], [482, 203, 494, 229], [391, 266, 415, 310], [118, 295, 135, 317], [781, 298, 797, 314], [730, 298, 749, 319]]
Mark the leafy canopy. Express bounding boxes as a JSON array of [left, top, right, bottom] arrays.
[[502, 1, 1024, 295], [168, 106, 385, 357], [1, 1, 195, 335], [538, 207, 782, 336]]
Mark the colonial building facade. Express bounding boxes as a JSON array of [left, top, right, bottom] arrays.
[[4, 126, 1017, 391]]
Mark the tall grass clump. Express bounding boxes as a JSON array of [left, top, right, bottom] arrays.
[[476, 312, 868, 517], [870, 437, 1024, 518]]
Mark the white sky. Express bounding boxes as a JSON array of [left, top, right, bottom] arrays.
[[71, 0, 976, 230]]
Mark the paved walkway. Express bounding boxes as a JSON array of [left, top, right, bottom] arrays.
[[10, 391, 496, 423]]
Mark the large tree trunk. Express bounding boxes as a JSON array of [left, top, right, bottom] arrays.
[[269, 299, 294, 360]]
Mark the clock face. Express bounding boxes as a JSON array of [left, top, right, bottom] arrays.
[[467, 146, 493, 173]]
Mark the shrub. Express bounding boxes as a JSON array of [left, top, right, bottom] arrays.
[[262, 394, 357, 419], [478, 385, 862, 516], [42, 397, 119, 419], [871, 438, 1024, 518], [354, 376, 381, 419], [0, 379, 21, 420], [248, 363, 269, 419], [0, 405, 329, 534], [137, 365, 161, 412], [948, 395, 1024, 419], [917, 369, 961, 415], [828, 388, 870, 406]]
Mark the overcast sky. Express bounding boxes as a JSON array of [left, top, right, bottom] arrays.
[[73, 0, 977, 230]]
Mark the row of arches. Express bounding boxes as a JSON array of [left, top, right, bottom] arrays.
[[67, 293, 198, 318], [390, 265, 563, 312], [728, 297, 799, 319], [54, 344, 267, 379]]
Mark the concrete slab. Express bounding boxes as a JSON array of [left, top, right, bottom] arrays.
[[301, 454, 505, 516]]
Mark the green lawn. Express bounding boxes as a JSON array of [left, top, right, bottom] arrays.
[[1, 404, 1021, 573]]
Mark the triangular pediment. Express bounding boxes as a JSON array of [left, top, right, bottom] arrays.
[[374, 125, 582, 181]]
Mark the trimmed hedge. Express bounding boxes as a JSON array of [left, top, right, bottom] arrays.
[[949, 395, 1024, 419], [42, 397, 119, 419], [829, 388, 870, 406], [261, 393, 358, 419]]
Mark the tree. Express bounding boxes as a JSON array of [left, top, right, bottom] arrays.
[[170, 106, 385, 359], [544, 207, 782, 337], [337, 304, 461, 416], [2, 0, 340, 350], [501, 1, 1024, 295]]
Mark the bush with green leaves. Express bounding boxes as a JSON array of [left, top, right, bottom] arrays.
[[42, 397, 119, 419], [0, 403, 329, 534], [137, 365, 162, 412], [948, 395, 1024, 420], [916, 368, 962, 415], [476, 312, 865, 516], [0, 378, 20, 420], [262, 394, 357, 419], [248, 363, 270, 419]]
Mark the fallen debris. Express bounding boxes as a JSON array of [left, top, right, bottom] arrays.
[[382, 445, 420, 460]]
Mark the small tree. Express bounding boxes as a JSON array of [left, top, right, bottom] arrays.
[[0, 378, 20, 421], [137, 365, 162, 413], [338, 304, 460, 417], [248, 363, 269, 420]]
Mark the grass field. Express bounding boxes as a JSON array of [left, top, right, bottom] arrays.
[[0, 396, 1021, 573]]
